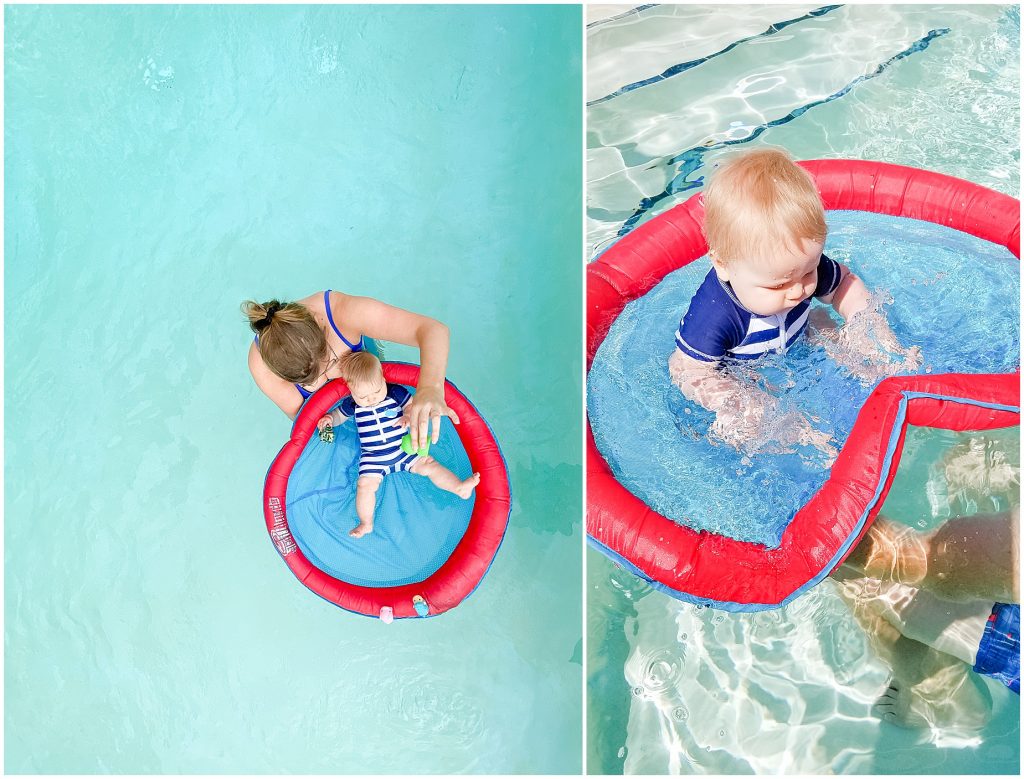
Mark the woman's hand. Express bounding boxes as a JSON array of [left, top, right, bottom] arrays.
[[403, 385, 460, 450], [335, 294, 456, 448]]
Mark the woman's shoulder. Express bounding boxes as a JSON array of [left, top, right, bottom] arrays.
[[247, 338, 275, 376], [300, 289, 355, 316], [296, 289, 329, 310]]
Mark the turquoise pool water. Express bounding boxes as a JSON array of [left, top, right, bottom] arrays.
[[5, 5, 582, 773], [587, 4, 1019, 774]]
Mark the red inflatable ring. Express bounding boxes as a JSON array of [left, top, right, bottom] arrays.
[[587, 160, 1020, 611], [263, 362, 511, 618]]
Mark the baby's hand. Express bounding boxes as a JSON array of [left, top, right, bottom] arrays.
[[709, 412, 758, 448], [900, 345, 923, 372], [817, 307, 922, 384], [710, 402, 836, 463], [317, 414, 336, 444], [791, 413, 838, 463], [708, 393, 774, 447]]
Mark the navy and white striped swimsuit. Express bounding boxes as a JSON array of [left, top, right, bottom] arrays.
[[338, 384, 420, 479], [253, 289, 365, 400], [674, 254, 843, 362]]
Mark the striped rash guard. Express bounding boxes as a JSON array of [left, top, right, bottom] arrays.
[[674, 254, 843, 362], [339, 384, 419, 478]]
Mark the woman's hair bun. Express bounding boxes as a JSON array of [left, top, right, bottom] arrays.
[[243, 299, 284, 333]]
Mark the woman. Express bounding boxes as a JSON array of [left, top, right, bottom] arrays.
[[244, 289, 458, 450], [833, 507, 1020, 721]]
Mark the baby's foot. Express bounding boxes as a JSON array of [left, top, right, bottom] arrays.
[[349, 520, 374, 538], [454, 472, 480, 499]]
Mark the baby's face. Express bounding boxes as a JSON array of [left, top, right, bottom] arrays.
[[348, 375, 387, 407], [714, 238, 823, 316]]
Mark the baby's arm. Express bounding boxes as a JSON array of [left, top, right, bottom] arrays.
[[818, 264, 921, 377], [669, 350, 835, 456], [315, 395, 356, 431], [394, 384, 418, 431], [827, 267, 901, 349], [824, 265, 871, 319], [670, 349, 770, 418], [317, 407, 351, 432]]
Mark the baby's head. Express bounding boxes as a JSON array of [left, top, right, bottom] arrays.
[[703, 148, 828, 316], [340, 351, 387, 407]]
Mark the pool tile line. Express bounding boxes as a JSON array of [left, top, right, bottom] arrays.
[[605, 27, 952, 250], [587, 5, 842, 107], [586, 4, 659, 31]]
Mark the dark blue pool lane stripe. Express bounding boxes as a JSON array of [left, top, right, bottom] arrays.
[[609, 27, 951, 245], [588, 5, 842, 107], [586, 4, 659, 30]]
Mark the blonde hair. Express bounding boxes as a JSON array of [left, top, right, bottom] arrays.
[[339, 350, 383, 386], [242, 299, 327, 384], [703, 147, 827, 264]]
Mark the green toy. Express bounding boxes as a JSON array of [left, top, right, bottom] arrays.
[[400, 431, 432, 457], [319, 424, 335, 444]]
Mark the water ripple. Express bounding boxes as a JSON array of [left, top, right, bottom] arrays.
[[588, 5, 842, 107], [586, 4, 659, 31], [608, 27, 951, 247], [621, 586, 895, 773]]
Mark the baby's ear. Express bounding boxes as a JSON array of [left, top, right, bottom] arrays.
[[709, 250, 730, 280]]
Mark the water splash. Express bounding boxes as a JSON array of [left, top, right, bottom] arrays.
[[139, 56, 174, 91]]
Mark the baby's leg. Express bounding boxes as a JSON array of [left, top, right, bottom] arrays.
[[410, 456, 480, 499], [843, 509, 1019, 602], [351, 475, 382, 537], [670, 349, 836, 459]]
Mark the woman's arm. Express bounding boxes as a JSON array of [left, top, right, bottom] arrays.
[[248, 341, 303, 419], [334, 293, 458, 448]]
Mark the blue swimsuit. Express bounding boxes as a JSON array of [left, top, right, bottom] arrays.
[[254, 289, 365, 399], [338, 384, 421, 479], [974, 602, 1020, 694], [674, 254, 843, 362]]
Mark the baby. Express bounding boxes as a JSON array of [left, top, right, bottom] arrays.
[[317, 351, 480, 538], [669, 147, 920, 454]]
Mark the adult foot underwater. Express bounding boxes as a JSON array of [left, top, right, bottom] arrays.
[[244, 290, 458, 449]]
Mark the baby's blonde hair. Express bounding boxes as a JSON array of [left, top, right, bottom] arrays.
[[340, 350, 383, 386], [703, 147, 827, 264]]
